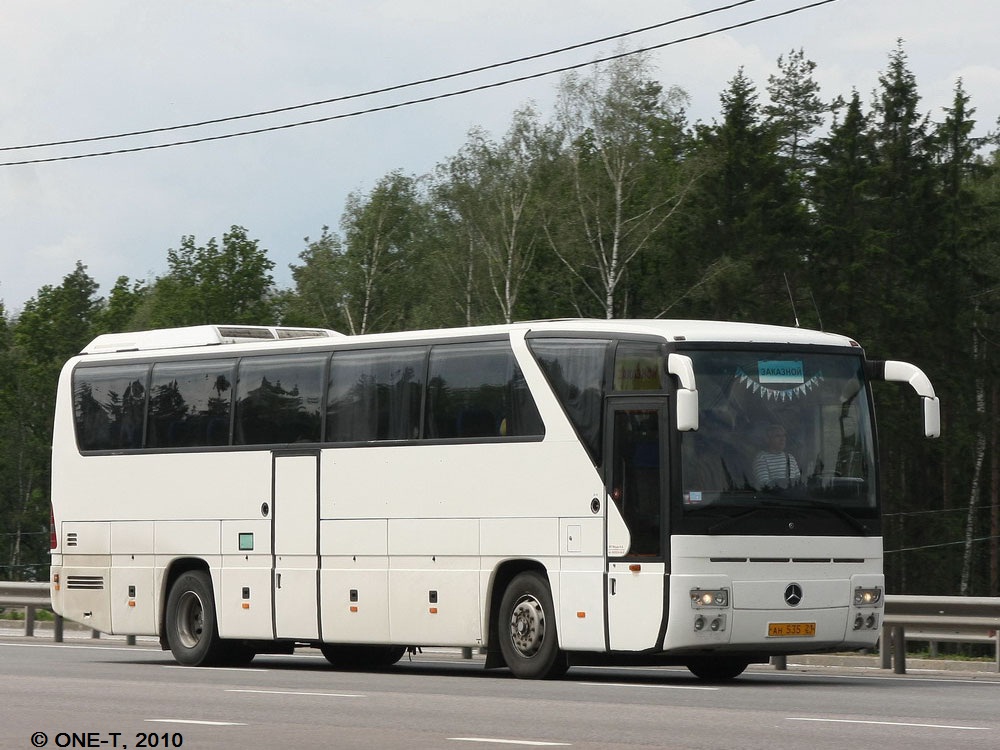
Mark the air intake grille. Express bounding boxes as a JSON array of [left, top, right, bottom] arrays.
[[65, 533, 78, 547], [66, 576, 104, 590], [710, 557, 866, 564]]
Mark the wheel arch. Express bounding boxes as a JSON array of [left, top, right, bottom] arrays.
[[484, 559, 550, 669], [157, 557, 213, 650]]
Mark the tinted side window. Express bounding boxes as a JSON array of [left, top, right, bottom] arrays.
[[327, 347, 426, 442], [613, 343, 664, 391], [147, 360, 235, 448], [427, 342, 543, 440], [529, 339, 609, 463], [73, 364, 149, 451], [235, 355, 326, 445]]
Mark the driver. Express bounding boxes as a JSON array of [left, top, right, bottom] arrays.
[[753, 424, 800, 488]]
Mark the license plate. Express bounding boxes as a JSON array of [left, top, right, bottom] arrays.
[[767, 622, 816, 637]]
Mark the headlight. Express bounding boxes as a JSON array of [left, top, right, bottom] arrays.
[[690, 588, 729, 608], [853, 586, 882, 607]]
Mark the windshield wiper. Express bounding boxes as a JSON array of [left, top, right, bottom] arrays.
[[705, 497, 869, 536], [782, 497, 871, 536], [705, 506, 769, 534]]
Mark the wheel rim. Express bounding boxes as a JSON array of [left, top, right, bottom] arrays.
[[508, 593, 546, 659], [176, 590, 205, 650]]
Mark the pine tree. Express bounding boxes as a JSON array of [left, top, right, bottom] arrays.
[[765, 48, 827, 172], [680, 68, 806, 323], [809, 90, 877, 335]]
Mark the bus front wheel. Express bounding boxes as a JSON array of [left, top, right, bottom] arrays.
[[165, 570, 224, 666], [320, 644, 406, 669], [498, 571, 567, 679], [685, 656, 749, 681]]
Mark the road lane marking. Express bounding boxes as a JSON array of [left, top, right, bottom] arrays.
[[162, 665, 270, 672], [578, 681, 719, 691], [448, 740, 571, 747], [0, 642, 156, 653], [146, 719, 246, 726], [227, 688, 365, 698], [788, 717, 991, 731]]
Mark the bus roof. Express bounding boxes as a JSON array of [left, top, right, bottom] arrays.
[[81, 325, 342, 354], [523, 319, 859, 347], [77, 319, 859, 357]]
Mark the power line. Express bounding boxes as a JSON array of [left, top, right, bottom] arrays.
[[1, 0, 765, 154], [885, 535, 1000, 555], [884, 504, 1000, 519], [0, 0, 840, 168]]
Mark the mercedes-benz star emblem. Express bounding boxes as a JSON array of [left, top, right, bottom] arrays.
[[784, 583, 803, 607]]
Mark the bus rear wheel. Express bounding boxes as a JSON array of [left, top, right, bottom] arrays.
[[165, 570, 225, 666], [498, 571, 567, 679]]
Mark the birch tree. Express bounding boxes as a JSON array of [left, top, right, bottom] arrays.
[[338, 171, 424, 334], [438, 107, 551, 324], [546, 52, 692, 319]]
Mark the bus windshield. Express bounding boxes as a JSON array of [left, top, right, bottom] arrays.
[[678, 348, 877, 536]]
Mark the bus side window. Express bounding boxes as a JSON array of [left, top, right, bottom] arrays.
[[426, 342, 543, 441], [147, 360, 235, 448], [614, 343, 663, 391], [73, 364, 149, 451], [327, 347, 426, 443], [233, 356, 327, 445], [528, 338, 609, 464], [235, 354, 325, 445]]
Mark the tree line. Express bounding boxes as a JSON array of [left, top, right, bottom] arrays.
[[2, 44, 998, 596]]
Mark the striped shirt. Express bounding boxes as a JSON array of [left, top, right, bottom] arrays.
[[753, 451, 800, 488]]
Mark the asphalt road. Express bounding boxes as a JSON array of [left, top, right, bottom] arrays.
[[2, 637, 999, 750]]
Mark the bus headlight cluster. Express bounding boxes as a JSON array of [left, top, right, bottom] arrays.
[[691, 588, 729, 634], [690, 588, 729, 608], [853, 586, 882, 607], [851, 585, 882, 630]]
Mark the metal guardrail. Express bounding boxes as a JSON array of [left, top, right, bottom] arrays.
[[0, 581, 49, 606], [3, 582, 999, 673], [882, 594, 1000, 674], [0, 581, 64, 639]]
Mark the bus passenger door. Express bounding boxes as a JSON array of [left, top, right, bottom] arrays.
[[605, 401, 668, 651], [272, 451, 320, 639]]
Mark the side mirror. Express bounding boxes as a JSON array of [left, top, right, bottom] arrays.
[[923, 397, 941, 440], [878, 360, 941, 438], [668, 353, 699, 432]]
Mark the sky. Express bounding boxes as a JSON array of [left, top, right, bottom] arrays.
[[2, 0, 998, 316]]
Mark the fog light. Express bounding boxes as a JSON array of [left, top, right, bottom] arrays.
[[694, 616, 706, 631], [865, 613, 878, 629], [853, 614, 864, 630]]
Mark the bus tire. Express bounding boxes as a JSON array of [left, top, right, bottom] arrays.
[[498, 571, 566, 679], [685, 656, 749, 681], [320, 644, 406, 669], [218, 641, 257, 667], [165, 570, 224, 666]]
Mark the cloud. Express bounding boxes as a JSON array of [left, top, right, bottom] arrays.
[[2, 0, 997, 315]]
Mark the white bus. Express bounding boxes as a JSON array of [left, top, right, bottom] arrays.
[[49, 320, 939, 680]]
